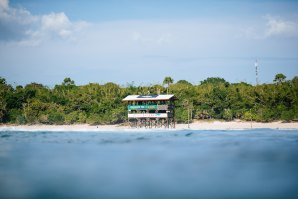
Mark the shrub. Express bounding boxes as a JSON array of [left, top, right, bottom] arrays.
[[243, 111, 254, 121], [223, 109, 233, 121], [78, 112, 87, 123], [7, 109, 22, 123], [281, 110, 295, 121], [86, 114, 101, 125], [65, 111, 79, 124], [48, 112, 65, 124], [39, 114, 49, 124], [16, 115, 26, 124]]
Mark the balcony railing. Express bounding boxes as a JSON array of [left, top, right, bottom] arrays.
[[128, 105, 170, 110], [128, 105, 157, 110], [128, 113, 168, 118]]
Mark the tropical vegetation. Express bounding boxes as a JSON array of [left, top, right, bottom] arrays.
[[0, 74, 297, 125]]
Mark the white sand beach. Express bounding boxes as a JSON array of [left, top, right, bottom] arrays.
[[177, 120, 298, 130], [1, 120, 297, 131]]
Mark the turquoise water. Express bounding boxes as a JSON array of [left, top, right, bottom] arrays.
[[0, 129, 298, 199]]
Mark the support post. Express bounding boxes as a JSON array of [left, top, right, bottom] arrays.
[[188, 107, 190, 129]]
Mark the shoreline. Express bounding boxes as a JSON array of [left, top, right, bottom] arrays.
[[1, 120, 298, 131]]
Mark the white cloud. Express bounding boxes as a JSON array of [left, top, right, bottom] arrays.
[[73, 20, 237, 58], [0, 0, 88, 45], [1, 12, 298, 86], [0, 0, 8, 10], [265, 16, 298, 38], [238, 16, 298, 40], [41, 13, 72, 37]]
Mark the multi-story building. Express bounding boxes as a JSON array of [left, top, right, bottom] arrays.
[[122, 94, 177, 128]]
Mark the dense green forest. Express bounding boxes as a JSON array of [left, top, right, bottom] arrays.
[[0, 74, 297, 125]]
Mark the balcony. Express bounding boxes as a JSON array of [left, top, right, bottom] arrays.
[[128, 105, 170, 110], [128, 113, 168, 118]]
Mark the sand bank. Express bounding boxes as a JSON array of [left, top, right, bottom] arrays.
[[0, 120, 297, 131], [177, 120, 298, 130]]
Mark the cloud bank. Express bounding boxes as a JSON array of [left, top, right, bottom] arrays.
[[0, 0, 297, 86], [0, 0, 87, 45], [241, 15, 298, 39], [265, 15, 298, 38], [1, 0, 297, 48]]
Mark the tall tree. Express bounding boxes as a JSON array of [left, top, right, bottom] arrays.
[[200, 77, 228, 85], [163, 76, 174, 94], [62, 78, 75, 86], [176, 80, 192, 86], [274, 73, 286, 84]]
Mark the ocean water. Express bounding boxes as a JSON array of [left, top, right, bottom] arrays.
[[0, 129, 298, 199]]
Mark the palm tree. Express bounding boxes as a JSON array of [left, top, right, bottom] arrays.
[[163, 76, 174, 94]]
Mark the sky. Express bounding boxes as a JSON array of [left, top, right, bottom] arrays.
[[0, 0, 298, 87]]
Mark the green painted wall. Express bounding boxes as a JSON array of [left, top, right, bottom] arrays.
[[128, 105, 158, 110]]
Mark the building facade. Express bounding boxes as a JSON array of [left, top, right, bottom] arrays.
[[122, 94, 177, 128]]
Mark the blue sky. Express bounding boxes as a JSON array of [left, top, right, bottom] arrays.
[[0, 0, 298, 86]]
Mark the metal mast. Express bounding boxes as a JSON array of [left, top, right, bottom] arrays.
[[255, 60, 259, 85]]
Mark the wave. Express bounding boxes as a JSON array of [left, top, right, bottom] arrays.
[[0, 126, 180, 133]]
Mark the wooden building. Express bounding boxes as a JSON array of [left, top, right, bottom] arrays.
[[122, 94, 177, 128]]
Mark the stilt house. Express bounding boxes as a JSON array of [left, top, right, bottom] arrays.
[[122, 94, 177, 128]]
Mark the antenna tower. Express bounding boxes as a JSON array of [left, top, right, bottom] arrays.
[[255, 60, 259, 85]]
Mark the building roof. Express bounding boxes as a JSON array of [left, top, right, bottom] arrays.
[[122, 94, 176, 101]]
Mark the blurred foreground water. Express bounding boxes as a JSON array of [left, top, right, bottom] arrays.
[[0, 129, 298, 199]]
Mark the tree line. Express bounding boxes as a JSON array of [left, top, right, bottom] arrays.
[[0, 74, 297, 125]]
